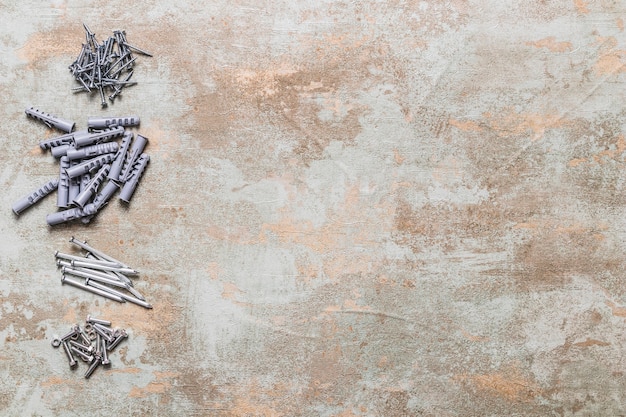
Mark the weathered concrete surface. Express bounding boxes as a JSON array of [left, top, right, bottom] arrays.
[[1, 0, 626, 415]]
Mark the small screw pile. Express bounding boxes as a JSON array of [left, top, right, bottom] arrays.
[[56, 237, 152, 309], [69, 24, 152, 106], [51, 315, 128, 378], [12, 107, 150, 225]]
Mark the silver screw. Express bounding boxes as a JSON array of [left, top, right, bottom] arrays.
[[86, 315, 112, 326], [62, 341, 77, 368], [70, 345, 93, 363], [84, 354, 101, 379], [101, 337, 110, 366], [68, 339, 94, 354], [92, 323, 114, 343], [107, 329, 127, 351]]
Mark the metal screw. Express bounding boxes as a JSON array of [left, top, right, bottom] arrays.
[[107, 329, 127, 351], [84, 354, 101, 379], [68, 339, 93, 354], [62, 341, 77, 368], [92, 322, 114, 343], [86, 314, 112, 326], [101, 337, 110, 366], [70, 345, 93, 363]]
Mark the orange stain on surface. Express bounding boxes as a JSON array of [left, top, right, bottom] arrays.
[[527, 37, 573, 53], [573, 338, 610, 347], [485, 108, 567, 141], [448, 118, 483, 132], [128, 371, 178, 398], [593, 36, 626, 75], [454, 365, 540, 401], [573, 0, 590, 14]]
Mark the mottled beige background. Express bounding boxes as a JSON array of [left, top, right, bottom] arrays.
[[1, 0, 626, 415]]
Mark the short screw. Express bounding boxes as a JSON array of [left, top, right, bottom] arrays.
[[70, 345, 93, 363], [62, 341, 77, 368], [84, 354, 101, 379], [107, 329, 127, 351], [68, 339, 94, 354], [101, 337, 110, 366], [86, 314, 112, 326]]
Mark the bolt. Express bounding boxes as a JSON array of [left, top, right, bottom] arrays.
[[96, 332, 102, 356], [92, 323, 114, 343], [86, 314, 112, 326], [77, 326, 91, 346], [70, 345, 93, 363], [68, 339, 93, 354], [101, 337, 110, 366], [107, 329, 127, 351], [84, 354, 101, 379], [62, 341, 77, 368]]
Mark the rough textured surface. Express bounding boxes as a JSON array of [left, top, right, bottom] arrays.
[[1, 0, 626, 415]]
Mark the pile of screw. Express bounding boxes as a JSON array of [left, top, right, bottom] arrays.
[[12, 107, 150, 226], [56, 237, 152, 309], [52, 315, 128, 378], [69, 24, 152, 106]]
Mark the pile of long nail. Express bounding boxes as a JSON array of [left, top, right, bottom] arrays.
[[69, 24, 152, 106], [12, 107, 149, 226], [56, 237, 152, 309], [52, 315, 128, 378]]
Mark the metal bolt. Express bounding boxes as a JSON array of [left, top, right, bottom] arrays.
[[77, 326, 91, 346], [68, 339, 93, 354], [86, 314, 112, 326], [84, 354, 101, 379], [92, 321, 114, 343], [107, 329, 127, 351], [101, 337, 110, 366], [62, 341, 77, 368], [70, 345, 93, 363]]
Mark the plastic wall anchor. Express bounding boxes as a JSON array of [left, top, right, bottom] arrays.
[[119, 134, 148, 182], [74, 164, 110, 208], [67, 142, 119, 161], [25, 106, 75, 133], [107, 131, 132, 181], [39, 132, 74, 150], [92, 180, 120, 210], [51, 144, 74, 158], [57, 156, 70, 208], [73, 126, 124, 148], [46, 204, 97, 226], [12, 178, 59, 215], [65, 153, 115, 178], [79, 173, 91, 193], [87, 115, 140, 129], [68, 161, 82, 204], [119, 153, 149, 203]]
